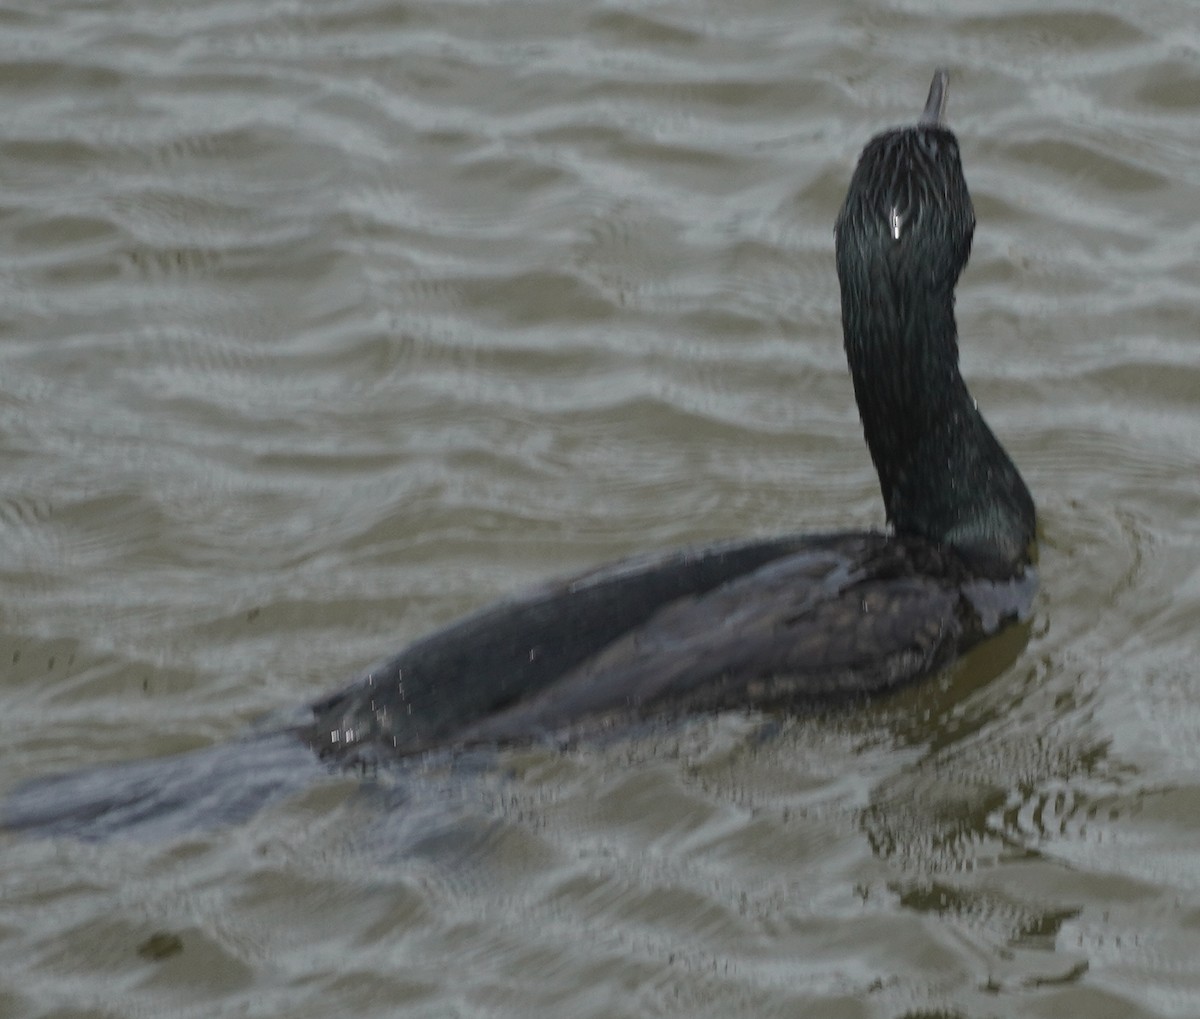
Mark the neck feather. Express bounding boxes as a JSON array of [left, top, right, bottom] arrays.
[[840, 277, 1035, 577]]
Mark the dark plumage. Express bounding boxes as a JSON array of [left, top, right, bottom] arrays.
[[307, 69, 1037, 767], [5, 70, 1038, 838]]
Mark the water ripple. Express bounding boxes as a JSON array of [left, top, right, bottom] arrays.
[[1, 0, 1199, 1016]]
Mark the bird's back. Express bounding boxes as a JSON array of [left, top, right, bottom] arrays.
[[308, 531, 1031, 765]]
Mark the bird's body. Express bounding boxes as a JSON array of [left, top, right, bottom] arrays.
[[5, 70, 1038, 837], [309, 530, 1034, 767], [308, 69, 1037, 767]]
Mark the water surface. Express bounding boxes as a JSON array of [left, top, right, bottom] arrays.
[[2, 0, 1200, 1015]]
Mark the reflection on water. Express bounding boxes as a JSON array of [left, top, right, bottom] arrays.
[[2, 0, 1200, 1015]]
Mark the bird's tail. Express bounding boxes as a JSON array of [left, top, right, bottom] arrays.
[[3, 730, 324, 841]]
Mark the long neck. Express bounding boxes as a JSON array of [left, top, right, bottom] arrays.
[[840, 277, 1036, 577]]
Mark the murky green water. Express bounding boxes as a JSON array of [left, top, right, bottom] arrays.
[[2, 0, 1199, 1015]]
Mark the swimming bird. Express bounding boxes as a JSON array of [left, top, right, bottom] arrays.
[[4, 69, 1037, 837], [305, 68, 1037, 768]]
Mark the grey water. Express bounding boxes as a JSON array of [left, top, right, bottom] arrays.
[[2, 0, 1200, 1015]]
